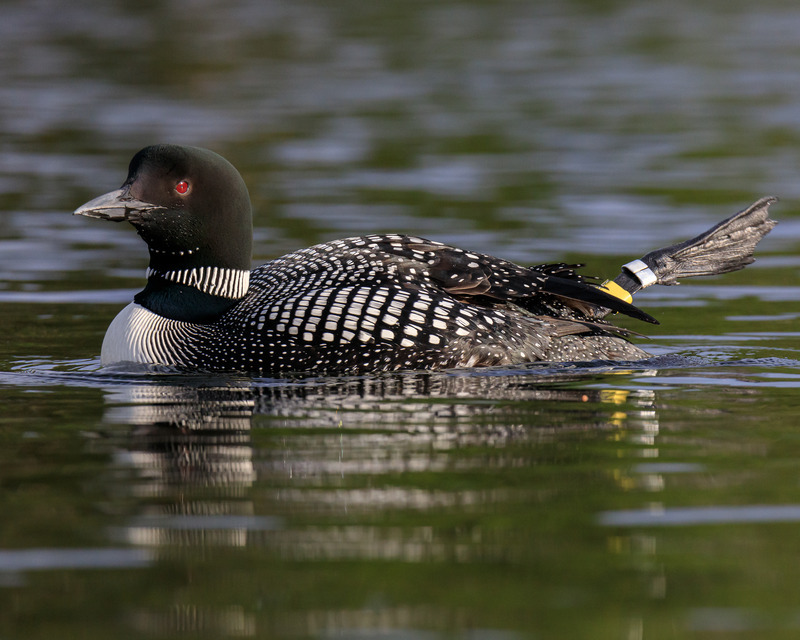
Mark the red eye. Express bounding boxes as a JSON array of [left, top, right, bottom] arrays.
[[175, 180, 190, 194]]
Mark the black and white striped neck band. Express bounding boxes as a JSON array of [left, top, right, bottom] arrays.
[[147, 266, 251, 299]]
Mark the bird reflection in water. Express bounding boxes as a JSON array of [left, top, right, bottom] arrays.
[[101, 367, 659, 637], [105, 368, 659, 531]]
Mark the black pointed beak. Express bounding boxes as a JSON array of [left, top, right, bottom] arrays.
[[73, 187, 163, 222]]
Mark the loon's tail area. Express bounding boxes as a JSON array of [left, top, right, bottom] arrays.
[[593, 197, 777, 320], [634, 196, 778, 286], [604, 197, 777, 297]]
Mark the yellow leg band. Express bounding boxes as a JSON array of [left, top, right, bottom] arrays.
[[597, 280, 633, 304]]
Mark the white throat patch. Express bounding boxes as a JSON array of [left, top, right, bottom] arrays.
[[101, 302, 200, 366]]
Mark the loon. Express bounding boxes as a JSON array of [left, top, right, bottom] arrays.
[[74, 145, 776, 376]]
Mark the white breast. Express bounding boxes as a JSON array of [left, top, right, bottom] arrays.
[[101, 302, 194, 366]]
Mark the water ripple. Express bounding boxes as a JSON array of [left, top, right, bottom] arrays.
[[599, 504, 800, 527]]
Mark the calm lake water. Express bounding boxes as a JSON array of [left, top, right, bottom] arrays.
[[3, 0, 800, 638]]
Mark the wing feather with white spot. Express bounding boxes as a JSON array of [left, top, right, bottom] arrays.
[[362, 237, 655, 323]]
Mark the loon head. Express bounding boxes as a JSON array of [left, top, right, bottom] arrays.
[[75, 145, 253, 321], [75, 144, 253, 273]]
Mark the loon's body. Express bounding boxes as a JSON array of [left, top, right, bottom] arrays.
[[75, 145, 776, 376]]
